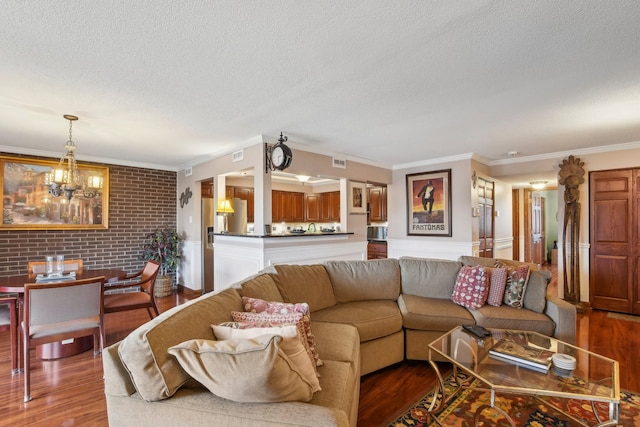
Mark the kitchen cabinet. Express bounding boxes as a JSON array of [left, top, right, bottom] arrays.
[[367, 242, 388, 259], [225, 186, 254, 222], [304, 194, 321, 221], [368, 186, 387, 222], [320, 191, 340, 222], [272, 190, 305, 222]]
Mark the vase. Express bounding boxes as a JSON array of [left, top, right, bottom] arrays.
[[154, 275, 172, 297]]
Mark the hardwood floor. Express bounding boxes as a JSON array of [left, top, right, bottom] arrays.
[[1, 269, 639, 426]]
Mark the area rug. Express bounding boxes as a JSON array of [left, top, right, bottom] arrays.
[[389, 371, 640, 426]]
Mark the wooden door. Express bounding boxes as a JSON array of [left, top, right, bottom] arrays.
[[530, 193, 545, 265], [477, 178, 494, 258], [512, 189, 520, 261], [590, 169, 637, 313]]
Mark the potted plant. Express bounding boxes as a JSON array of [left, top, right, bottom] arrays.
[[140, 226, 184, 297]]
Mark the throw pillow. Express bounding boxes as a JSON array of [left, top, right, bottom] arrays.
[[523, 270, 551, 313], [496, 261, 531, 308], [485, 266, 508, 306], [241, 296, 323, 368], [450, 265, 488, 310], [212, 322, 320, 392], [168, 335, 314, 403], [231, 310, 319, 376]]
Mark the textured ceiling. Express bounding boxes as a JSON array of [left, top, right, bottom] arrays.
[[1, 1, 639, 177]]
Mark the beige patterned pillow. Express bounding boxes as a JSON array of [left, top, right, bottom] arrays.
[[168, 336, 314, 403], [212, 322, 320, 392]]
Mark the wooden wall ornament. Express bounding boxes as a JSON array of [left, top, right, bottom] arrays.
[[558, 155, 585, 303]]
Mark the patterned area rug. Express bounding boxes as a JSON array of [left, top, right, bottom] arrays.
[[389, 371, 640, 426]]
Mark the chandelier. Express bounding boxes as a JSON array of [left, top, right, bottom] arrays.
[[45, 115, 103, 201]]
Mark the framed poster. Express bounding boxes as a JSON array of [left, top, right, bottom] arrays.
[[406, 169, 451, 236], [1, 155, 109, 230], [348, 180, 366, 214]]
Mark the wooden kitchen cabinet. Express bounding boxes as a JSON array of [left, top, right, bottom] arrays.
[[368, 186, 387, 222], [304, 193, 321, 221], [225, 186, 254, 222], [272, 190, 305, 222], [367, 242, 388, 259], [320, 191, 340, 222]]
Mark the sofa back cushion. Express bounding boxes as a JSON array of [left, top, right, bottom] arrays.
[[399, 257, 462, 299], [117, 287, 243, 402], [272, 264, 337, 312], [523, 269, 551, 313], [239, 273, 284, 302], [323, 259, 401, 303]]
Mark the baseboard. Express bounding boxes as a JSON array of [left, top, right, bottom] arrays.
[[177, 284, 202, 298]]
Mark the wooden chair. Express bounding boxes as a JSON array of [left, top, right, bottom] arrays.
[[103, 260, 161, 320], [21, 276, 105, 402], [0, 295, 19, 374], [27, 259, 84, 274]]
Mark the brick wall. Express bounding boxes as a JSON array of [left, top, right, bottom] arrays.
[[0, 155, 177, 277]]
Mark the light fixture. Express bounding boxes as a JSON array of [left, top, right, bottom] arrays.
[[46, 115, 82, 201], [46, 115, 104, 201], [295, 175, 310, 184], [216, 199, 235, 233], [530, 181, 548, 190]]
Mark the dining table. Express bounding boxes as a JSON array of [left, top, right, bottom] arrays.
[[0, 268, 127, 360]]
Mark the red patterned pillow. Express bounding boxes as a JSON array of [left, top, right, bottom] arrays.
[[450, 265, 488, 310], [485, 266, 508, 306], [241, 297, 322, 368], [231, 310, 320, 376]]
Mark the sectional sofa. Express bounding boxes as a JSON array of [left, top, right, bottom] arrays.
[[103, 256, 576, 427]]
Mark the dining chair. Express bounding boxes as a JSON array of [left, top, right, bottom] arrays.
[[21, 276, 105, 402], [0, 295, 19, 374], [27, 259, 84, 274], [103, 260, 161, 320]]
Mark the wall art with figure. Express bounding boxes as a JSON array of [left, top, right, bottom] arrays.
[[406, 169, 451, 236]]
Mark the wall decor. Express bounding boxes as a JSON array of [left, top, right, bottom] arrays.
[[1, 155, 109, 230], [348, 180, 367, 214], [179, 187, 192, 208], [406, 169, 452, 236]]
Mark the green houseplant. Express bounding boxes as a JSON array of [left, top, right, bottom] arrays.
[[140, 226, 184, 297]]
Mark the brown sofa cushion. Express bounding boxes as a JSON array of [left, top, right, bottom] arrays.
[[311, 300, 402, 342], [323, 259, 400, 303], [272, 265, 337, 312], [523, 270, 551, 313], [398, 294, 474, 332], [240, 273, 283, 302], [118, 288, 243, 402], [470, 304, 555, 336], [399, 257, 462, 299]]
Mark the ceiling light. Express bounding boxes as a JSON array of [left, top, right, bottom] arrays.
[[46, 115, 82, 201], [45, 115, 103, 201], [530, 181, 548, 190], [295, 175, 310, 184]]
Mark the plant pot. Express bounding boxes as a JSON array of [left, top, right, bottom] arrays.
[[154, 275, 173, 297]]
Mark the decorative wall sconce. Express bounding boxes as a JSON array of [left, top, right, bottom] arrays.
[[471, 171, 478, 189]]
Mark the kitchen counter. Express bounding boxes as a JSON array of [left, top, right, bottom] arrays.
[[213, 232, 364, 290]]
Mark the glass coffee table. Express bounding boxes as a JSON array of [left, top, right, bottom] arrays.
[[427, 326, 620, 426]]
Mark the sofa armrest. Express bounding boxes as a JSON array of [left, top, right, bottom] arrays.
[[544, 296, 577, 345], [103, 341, 137, 397]]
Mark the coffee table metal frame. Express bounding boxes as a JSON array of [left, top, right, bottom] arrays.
[[426, 326, 620, 427]]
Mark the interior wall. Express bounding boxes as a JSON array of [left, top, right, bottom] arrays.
[[0, 153, 177, 277]]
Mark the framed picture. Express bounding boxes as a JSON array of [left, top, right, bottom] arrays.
[[1, 155, 109, 230], [348, 180, 367, 214], [406, 169, 452, 236]]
